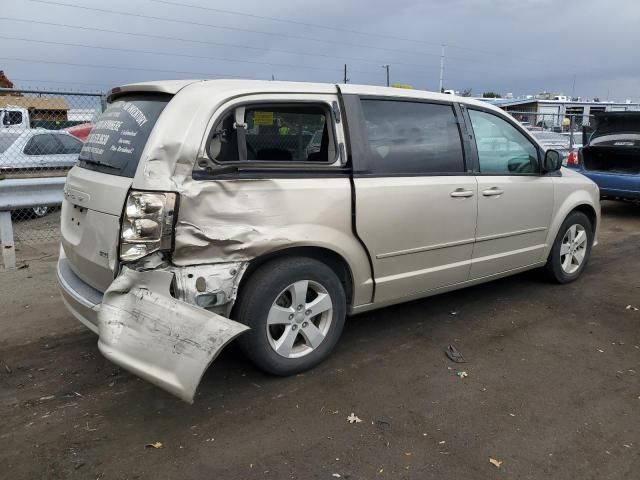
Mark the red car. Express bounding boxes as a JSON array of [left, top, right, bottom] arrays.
[[64, 122, 93, 142]]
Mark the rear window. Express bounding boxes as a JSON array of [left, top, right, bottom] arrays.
[[78, 94, 170, 177]]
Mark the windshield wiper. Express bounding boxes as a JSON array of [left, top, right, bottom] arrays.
[[80, 158, 118, 170]]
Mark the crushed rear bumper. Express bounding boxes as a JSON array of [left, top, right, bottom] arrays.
[[57, 253, 249, 403]]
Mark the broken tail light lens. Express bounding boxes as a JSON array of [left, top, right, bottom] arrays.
[[120, 191, 177, 262]]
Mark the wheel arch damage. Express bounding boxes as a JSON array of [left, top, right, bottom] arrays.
[[97, 263, 249, 403]]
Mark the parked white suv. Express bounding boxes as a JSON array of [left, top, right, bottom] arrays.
[[57, 80, 600, 402]]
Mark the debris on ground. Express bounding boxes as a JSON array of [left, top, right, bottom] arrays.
[[489, 458, 503, 468], [456, 371, 468, 379], [625, 305, 639, 311], [1, 360, 11, 374], [445, 344, 466, 363], [332, 474, 341, 478], [347, 413, 362, 424], [145, 442, 163, 449], [449, 310, 459, 315]]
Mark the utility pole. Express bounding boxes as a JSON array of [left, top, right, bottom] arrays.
[[381, 64, 390, 87], [343, 64, 349, 84], [439, 44, 445, 93], [571, 74, 576, 99]]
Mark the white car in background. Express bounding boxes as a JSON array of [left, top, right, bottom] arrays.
[[0, 129, 83, 217], [0, 129, 83, 171]]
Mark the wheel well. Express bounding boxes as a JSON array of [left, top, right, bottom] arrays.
[[571, 204, 597, 234], [236, 246, 354, 308]]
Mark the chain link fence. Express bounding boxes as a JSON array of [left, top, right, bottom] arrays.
[[0, 87, 104, 267]]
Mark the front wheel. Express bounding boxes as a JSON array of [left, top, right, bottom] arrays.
[[545, 211, 593, 283], [235, 257, 346, 376]]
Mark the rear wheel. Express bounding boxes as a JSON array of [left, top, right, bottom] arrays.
[[235, 257, 346, 375], [545, 211, 593, 283]]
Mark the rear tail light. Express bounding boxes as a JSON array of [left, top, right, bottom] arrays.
[[567, 148, 581, 166], [120, 191, 177, 262]]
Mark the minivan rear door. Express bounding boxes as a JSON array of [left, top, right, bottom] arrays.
[[346, 95, 478, 304], [60, 94, 171, 291]]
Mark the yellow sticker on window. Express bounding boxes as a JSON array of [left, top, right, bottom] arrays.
[[253, 111, 274, 126]]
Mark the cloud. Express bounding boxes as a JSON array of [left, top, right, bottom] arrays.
[[1, 0, 638, 99]]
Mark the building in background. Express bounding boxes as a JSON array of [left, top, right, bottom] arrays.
[[481, 93, 640, 130]]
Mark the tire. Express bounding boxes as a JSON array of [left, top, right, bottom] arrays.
[[31, 206, 49, 218], [235, 257, 346, 376], [545, 211, 593, 284]]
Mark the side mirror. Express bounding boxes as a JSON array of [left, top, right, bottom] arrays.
[[543, 149, 562, 172]]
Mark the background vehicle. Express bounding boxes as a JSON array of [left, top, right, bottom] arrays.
[[0, 106, 30, 130], [567, 112, 640, 201], [530, 130, 572, 163], [63, 122, 94, 141], [0, 129, 82, 170], [0, 129, 82, 217]]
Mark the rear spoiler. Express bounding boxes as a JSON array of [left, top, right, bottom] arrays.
[[107, 80, 202, 102]]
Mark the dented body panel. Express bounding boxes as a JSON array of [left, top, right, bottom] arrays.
[[98, 268, 248, 403]]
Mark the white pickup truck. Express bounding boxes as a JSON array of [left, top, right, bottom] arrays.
[[0, 106, 31, 130]]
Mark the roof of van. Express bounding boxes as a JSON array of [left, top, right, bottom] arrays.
[[112, 79, 502, 113]]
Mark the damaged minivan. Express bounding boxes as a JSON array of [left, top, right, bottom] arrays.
[[57, 80, 600, 402]]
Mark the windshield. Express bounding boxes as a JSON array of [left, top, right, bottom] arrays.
[[0, 133, 19, 153], [78, 93, 171, 177]]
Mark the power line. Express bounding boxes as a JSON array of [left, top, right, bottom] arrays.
[[28, 0, 449, 61], [0, 16, 445, 73], [0, 56, 265, 80], [148, 0, 566, 67], [0, 17, 512, 78], [150, 0, 444, 47], [0, 35, 371, 75]]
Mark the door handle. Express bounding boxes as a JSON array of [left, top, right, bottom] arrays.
[[482, 187, 504, 196], [450, 188, 475, 198]]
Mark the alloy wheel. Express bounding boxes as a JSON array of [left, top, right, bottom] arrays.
[[560, 224, 587, 274], [266, 280, 333, 359]]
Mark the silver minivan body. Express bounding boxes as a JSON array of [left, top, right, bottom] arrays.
[[57, 80, 600, 402]]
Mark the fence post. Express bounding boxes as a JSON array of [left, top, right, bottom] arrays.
[[0, 211, 16, 269]]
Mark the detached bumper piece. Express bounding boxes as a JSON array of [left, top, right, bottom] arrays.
[[97, 267, 249, 403]]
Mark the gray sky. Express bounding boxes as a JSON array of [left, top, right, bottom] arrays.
[[2, 0, 639, 100]]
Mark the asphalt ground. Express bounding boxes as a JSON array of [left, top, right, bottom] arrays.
[[0, 200, 638, 479]]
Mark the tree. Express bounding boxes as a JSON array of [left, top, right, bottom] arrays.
[[482, 91, 502, 98], [461, 88, 473, 97]]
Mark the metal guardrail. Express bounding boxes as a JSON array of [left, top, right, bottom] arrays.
[[0, 177, 65, 210], [0, 176, 65, 269], [0, 86, 104, 268]]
